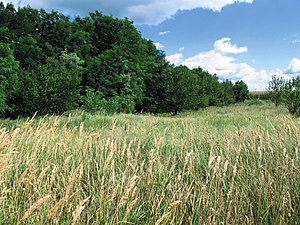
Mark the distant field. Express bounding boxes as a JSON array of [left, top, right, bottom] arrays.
[[250, 90, 268, 95], [0, 102, 299, 224]]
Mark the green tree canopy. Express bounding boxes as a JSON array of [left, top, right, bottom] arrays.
[[0, 1, 251, 116], [268, 75, 286, 107], [284, 76, 300, 116], [16, 51, 82, 115], [221, 80, 235, 106], [233, 80, 249, 103], [0, 42, 19, 114]]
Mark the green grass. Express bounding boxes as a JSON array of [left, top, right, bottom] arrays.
[[0, 102, 299, 224]]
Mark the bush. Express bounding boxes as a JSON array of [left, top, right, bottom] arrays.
[[82, 89, 135, 114], [82, 88, 107, 113], [105, 95, 135, 114]]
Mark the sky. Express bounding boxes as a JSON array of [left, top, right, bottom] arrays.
[[3, 0, 300, 90]]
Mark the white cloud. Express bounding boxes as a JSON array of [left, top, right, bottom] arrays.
[[284, 58, 300, 75], [158, 31, 170, 36], [175, 37, 272, 90], [154, 42, 164, 49], [180, 37, 300, 90], [166, 53, 183, 66], [182, 50, 270, 90], [214, 37, 248, 54], [292, 39, 300, 44], [3, 0, 254, 25], [179, 46, 185, 52]]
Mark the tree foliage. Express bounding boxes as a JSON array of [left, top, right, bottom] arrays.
[[233, 80, 249, 103], [221, 80, 235, 106], [0, 2, 250, 117], [267, 75, 286, 107], [0, 42, 19, 114], [284, 77, 300, 117], [16, 52, 82, 115]]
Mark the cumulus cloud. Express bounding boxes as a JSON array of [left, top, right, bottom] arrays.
[[292, 39, 300, 44], [158, 31, 170, 36], [214, 37, 248, 54], [284, 58, 300, 75], [2, 0, 254, 25], [166, 53, 183, 66], [182, 49, 270, 90], [165, 37, 271, 90], [182, 41, 300, 90], [179, 46, 185, 52], [154, 42, 164, 49]]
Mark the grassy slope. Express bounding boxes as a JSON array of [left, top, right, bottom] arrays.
[[0, 102, 299, 224]]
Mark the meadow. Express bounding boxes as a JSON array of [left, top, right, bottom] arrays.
[[0, 101, 299, 224]]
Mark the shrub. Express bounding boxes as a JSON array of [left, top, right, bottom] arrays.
[[82, 88, 107, 112]]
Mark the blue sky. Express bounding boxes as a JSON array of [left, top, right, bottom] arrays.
[[4, 0, 300, 90]]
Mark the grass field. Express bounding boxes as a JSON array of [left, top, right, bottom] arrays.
[[0, 102, 299, 224], [249, 91, 268, 95]]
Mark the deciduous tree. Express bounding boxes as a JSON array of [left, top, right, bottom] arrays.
[[267, 75, 286, 107], [0, 42, 19, 114]]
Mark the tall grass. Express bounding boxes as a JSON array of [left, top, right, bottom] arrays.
[[0, 103, 299, 224]]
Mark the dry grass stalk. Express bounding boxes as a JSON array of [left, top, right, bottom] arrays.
[[147, 151, 154, 185], [257, 146, 262, 165], [179, 139, 183, 158], [213, 156, 222, 177], [35, 165, 50, 187], [124, 198, 138, 217], [47, 197, 67, 219], [282, 148, 288, 166], [155, 211, 172, 225], [21, 194, 51, 220], [63, 155, 73, 172], [49, 165, 57, 191], [182, 152, 192, 175], [103, 151, 114, 171], [237, 124, 241, 137], [98, 176, 105, 210], [134, 140, 140, 159], [208, 156, 217, 169], [154, 196, 165, 220], [227, 161, 238, 199], [26, 167, 38, 188], [118, 175, 138, 208], [65, 164, 83, 198], [223, 160, 229, 176], [126, 140, 134, 161], [79, 122, 84, 137], [0, 153, 11, 175], [19, 158, 35, 183], [110, 186, 118, 204], [71, 196, 90, 225], [170, 200, 182, 208]]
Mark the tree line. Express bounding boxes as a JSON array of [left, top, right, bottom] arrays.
[[0, 2, 250, 117]]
